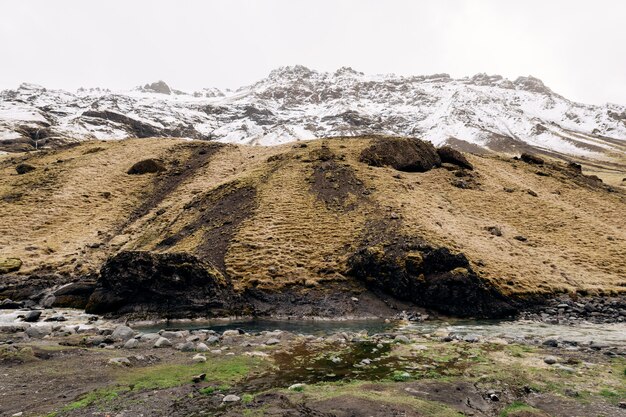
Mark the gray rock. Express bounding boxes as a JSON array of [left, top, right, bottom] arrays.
[[22, 310, 41, 322], [543, 355, 558, 365], [222, 394, 241, 403], [288, 383, 306, 391], [265, 338, 281, 345], [139, 333, 160, 342], [394, 335, 410, 344], [161, 330, 186, 339], [108, 357, 131, 366], [463, 334, 480, 343], [154, 337, 172, 348], [196, 342, 209, 352], [186, 335, 200, 342], [192, 354, 207, 363], [542, 338, 559, 347], [222, 330, 240, 337], [25, 324, 52, 338], [179, 342, 196, 352], [111, 325, 135, 341], [206, 335, 220, 344], [123, 338, 139, 349], [44, 314, 67, 322]]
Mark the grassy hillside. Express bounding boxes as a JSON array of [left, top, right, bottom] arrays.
[[0, 136, 625, 315]]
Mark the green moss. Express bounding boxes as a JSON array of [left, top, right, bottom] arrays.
[[500, 401, 541, 416]]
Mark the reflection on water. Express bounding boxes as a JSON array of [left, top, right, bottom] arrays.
[[135, 318, 398, 335]]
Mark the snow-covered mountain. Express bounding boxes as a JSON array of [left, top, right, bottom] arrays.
[[1, 65, 625, 158]]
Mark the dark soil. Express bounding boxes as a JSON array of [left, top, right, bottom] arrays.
[[125, 142, 225, 226], [309, 146, 367, 210], [159, 180, 257, 273]]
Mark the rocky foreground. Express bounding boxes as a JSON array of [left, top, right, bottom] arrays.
[[1, 308, 625, 416]]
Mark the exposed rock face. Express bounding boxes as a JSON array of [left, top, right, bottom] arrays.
[[359, 137, 441, 172], [347, 237, 515, 317], [437, 146, 473, 170], [85, 251, 233, 316], [2, 67, 623, 157], [142, 80, 171, 95]]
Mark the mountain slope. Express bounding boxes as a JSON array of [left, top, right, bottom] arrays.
[[1, 66, 625, 161], [0, 137, 624, 317]]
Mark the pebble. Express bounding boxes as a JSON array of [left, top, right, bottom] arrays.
[[222, 394, 241, 403]]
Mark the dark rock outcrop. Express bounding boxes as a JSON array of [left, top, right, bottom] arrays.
[[127, 159, 166, 175], [359, 137, 441, 172], [347, 237, 515, 318], [15, 164, 36, 175], [85, 251, 233, 316], [520, 153, 544, 165], [82, 110, 163, 138], [52, 280, 97, 309], [142, 80, 171, 95], [437, 146, 473, 170]]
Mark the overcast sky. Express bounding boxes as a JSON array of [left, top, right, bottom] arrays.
[[1, 0, 624, 105]]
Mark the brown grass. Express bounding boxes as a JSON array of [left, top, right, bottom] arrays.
[[0, 137, 624, 297]]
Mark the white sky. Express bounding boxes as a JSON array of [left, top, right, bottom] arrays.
[[1, 0, 624, 105]]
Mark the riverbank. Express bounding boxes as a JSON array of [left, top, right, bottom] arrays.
[[1, 309, 625, 416]]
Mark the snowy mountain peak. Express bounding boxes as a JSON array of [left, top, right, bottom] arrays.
[[0, 66, 624, 159]]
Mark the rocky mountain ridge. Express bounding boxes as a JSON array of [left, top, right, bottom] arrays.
[[1, 66, 625, 159]]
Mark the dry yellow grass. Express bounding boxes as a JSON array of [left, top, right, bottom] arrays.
[[0, 137, 624, 297]]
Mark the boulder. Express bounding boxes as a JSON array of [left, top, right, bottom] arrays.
[[108, 357, 131, 366], [127, 159, 166, 175], [52, 281, 97, 309], [15, 164, 36, 175], [111, 325, 135, 341], [437, 146, 473, 170], [85, 251, 233, 316], [0, 258, 22, 274], [25, 324, 53, 338], [196, 342, 209, 352], [153, 337, 172, 348], [520, 153, 544, 165], [123, 338, 139, 349], [359, 137, 441, 172], [21, 310, 41, 322]]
